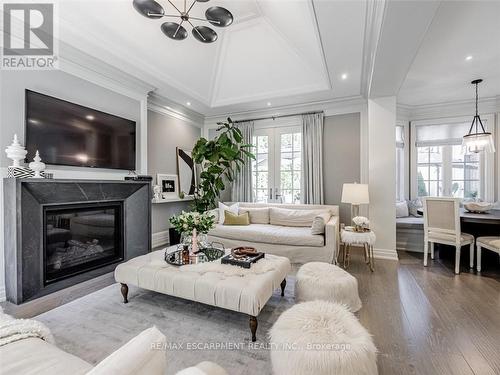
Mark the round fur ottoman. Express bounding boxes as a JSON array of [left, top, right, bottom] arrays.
[[295, 262, 362, 312], [269, 301, 377, 375]]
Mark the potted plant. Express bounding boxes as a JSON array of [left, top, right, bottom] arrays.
[[191, 118, 255, 213], [169, 211, 215, 253]]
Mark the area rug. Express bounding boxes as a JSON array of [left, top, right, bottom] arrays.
[[36, 276, 296, 375]]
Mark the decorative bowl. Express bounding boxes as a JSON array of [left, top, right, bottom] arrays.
[[463, 201, 493, 213]]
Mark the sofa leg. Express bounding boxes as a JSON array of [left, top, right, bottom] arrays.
[[249, 316, 258, 342], [121, 283, 129, 304], [280, 278, 286, 297]]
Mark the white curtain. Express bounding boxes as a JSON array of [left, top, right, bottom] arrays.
[[231, 121, 254, 202], [301, 113, 324, 204]]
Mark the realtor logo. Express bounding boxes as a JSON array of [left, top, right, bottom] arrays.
[[1, 2, 58, 69]]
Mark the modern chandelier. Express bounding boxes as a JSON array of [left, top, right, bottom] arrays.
[[132, 0, 233, 43], [462, 79, 495, 153]]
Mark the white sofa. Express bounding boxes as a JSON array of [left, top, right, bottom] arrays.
[[207, 202, 340, 264], [0, 324, 227, 375]]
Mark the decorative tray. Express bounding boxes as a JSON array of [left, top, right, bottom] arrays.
[[221, 252, 265, 269]]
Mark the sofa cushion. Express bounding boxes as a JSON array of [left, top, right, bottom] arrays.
[[269, 207, 330, 227], [396, 201, 409, 218], [88, 327, 166, 375], [311, 212, 331, 235], [0, 337, 92, 375], [209, 224, 324, 247], [223, 210, 250, 225], [238, 207, 270, 224], [218, 202, 238, 224]]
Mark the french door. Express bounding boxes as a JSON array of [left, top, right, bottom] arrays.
[[252, 127, 302, 204]]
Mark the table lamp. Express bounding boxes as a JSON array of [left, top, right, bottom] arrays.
[[341, 183, 369, 222]]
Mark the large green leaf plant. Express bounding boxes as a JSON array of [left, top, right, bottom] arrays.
[[191, 118, 255, 213]]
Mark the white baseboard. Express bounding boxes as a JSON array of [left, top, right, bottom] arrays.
[[373, 248, 399, 261], [152, 230, 169, 249]]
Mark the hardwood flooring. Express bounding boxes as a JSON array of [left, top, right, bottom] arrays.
[[351, 250, 500, 375], [2, 249, 499, 374]]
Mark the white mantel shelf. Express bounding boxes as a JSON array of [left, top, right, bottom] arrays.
[[152, 197, 194, 204]]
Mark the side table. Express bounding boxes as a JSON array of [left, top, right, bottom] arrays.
[[339, 227, 376, 272]]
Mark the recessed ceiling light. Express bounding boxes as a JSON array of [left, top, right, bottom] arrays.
[[341, 73, 348, 80], [85, 115, 95, 121], [267, 102, 272, 106], [186, 102, 191, 106], [465, 55, 473, 61]]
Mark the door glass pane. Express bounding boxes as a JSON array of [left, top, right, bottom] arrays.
[[279, 132, 302, 204], [253, 135, 270, 203]]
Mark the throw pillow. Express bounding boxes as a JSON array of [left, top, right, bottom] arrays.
[[396, 201, 409, 218], [311, 212, 332, 235], [269, 207, 330, 227], [223, 210, 250, 225], [218, 202, 239, 224], [238, 207, 270, 224], [207, 208, 219, 223], [407, 198, 423, 217]]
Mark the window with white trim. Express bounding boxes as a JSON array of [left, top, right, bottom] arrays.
[[411, 116, 494, 201], [396, 126, 405, 201]]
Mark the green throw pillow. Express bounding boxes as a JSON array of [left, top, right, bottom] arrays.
[[223, 210, 250, 225]]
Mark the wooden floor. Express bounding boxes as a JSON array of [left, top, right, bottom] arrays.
[[351, 250, 500, 375], [2, 250, 500, 374]]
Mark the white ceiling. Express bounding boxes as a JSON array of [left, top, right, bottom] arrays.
[[398, 1, 500, 106], [56, 1, 500, 116], [57, 0, 367, 116]]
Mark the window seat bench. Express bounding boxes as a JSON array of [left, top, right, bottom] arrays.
[[396, 216, 424, 253]]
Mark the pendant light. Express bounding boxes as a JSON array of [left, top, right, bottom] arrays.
[[462, 79, 495, 153]]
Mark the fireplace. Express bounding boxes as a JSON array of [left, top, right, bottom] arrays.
[[4, 179, 151, 304], [44, 202, 124, 284]]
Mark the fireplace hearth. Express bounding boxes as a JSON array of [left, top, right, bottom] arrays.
[[4, 179, 151, 304]]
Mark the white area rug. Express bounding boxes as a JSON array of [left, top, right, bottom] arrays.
[[36, 277, 296, 375]]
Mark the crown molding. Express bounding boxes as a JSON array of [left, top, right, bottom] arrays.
[[59, 42, 156, 101], [398, 96, 500, 121], [360, 0, 386, 98], [204, 95, 366, 126], [148, 94, 204, 128]]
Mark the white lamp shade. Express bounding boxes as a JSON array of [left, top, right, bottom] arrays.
[[341, 183, 369, 204]]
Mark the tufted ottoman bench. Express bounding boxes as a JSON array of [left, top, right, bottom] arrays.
[[115, 248, 291, 341], [295, 262, 362, 312], [269, 301, 377, 375]]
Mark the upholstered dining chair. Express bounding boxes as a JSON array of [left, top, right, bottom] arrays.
[[475, 237, 500, 272], [422, 197, 475, 274]]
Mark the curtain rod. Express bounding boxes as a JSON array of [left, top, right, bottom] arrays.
[[234, 111, 324, 124]]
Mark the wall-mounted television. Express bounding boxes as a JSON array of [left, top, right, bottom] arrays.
[[25, 90, 136, 170]]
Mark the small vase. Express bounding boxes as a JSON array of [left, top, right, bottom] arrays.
[[29, 150, 46, 178], [191, 228, 198, 254], [5, 134, 27, 167]]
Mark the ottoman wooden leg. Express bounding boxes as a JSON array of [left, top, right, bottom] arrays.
[[280, 278, 286, 297], [249, 316, 258, 342], [120, 283, 129, 303]]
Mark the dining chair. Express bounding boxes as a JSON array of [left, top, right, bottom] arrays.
[[475, 237, 500, 272], [422, 197, 475, 274]]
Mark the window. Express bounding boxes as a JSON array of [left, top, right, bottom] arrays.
[[411, 116, 494, 201], [252, 125, 302, 204], [396, 125, 405, 201], [416, 146, 443, 197]]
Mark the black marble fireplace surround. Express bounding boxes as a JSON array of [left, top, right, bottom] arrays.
[[3, 179, 151, 304]]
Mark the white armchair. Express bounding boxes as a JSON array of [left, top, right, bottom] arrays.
[[422, 197, 474, 274]]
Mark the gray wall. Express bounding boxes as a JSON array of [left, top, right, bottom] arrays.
[[148, 110, 201, 233], [0, 70, 141, 168], [323, 113, 361, 224]]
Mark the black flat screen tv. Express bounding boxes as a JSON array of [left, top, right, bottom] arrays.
[[25, 90, 136, 170]]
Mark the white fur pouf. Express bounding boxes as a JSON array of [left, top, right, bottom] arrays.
[[295, 262, 362, 312], [269, 301, 377, 375]]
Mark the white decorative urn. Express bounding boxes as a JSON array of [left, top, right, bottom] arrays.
[[5, 134, 27, 167], [29, 151, 46, 178]]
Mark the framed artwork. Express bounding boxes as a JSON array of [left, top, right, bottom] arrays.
[[176, 147, 197, 196], [156, 174, 179, 200]]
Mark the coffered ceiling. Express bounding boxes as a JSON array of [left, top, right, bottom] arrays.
[[57, 0, 366, 116]]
